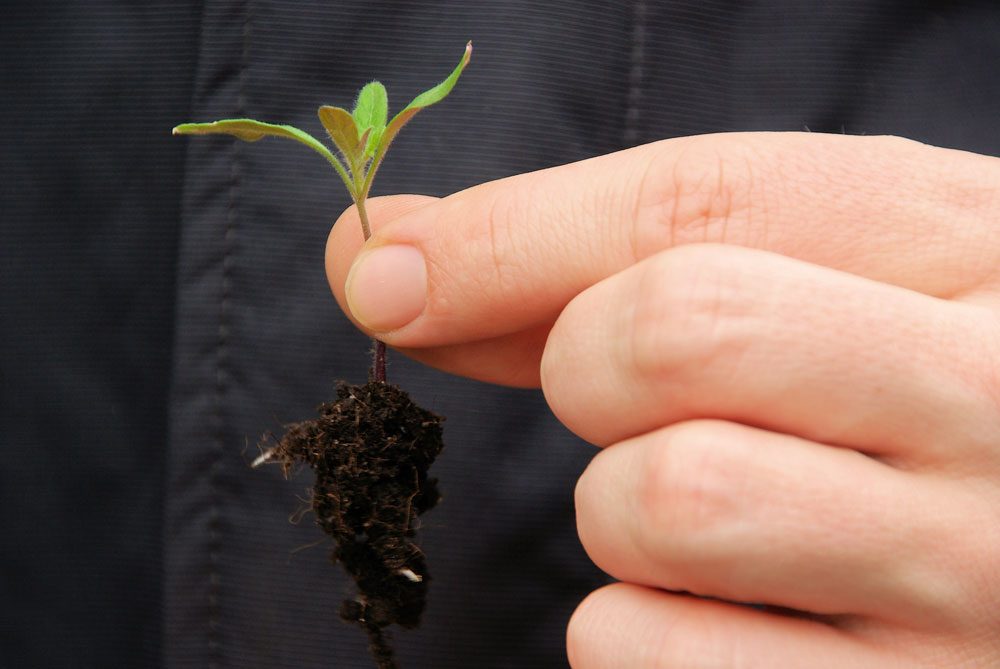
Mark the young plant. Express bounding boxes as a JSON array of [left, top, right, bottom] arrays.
[[174, 43, 472, 669], [174, 40, 471, 385]]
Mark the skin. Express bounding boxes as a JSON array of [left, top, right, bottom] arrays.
[[325, 132, 1000, 667]]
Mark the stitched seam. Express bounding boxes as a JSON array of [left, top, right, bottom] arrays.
[[162, 3, 208, 667], [209, 2, 251, 667], [624, 0, 647, 147]]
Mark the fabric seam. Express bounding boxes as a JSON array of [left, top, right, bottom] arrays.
[[209, 2, 252, 666], [625, 0, 647, 147]]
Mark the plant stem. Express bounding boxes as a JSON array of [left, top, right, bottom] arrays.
[[373, 340, 387, 384], [356, 190, 373, 241], [355, 193, 387, 383]]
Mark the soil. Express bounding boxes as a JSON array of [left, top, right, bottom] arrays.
[[269, 380, 444, 669]]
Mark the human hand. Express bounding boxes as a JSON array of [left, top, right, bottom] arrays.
[[326, 133, 1000, 667]]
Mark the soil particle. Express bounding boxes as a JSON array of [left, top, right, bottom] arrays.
[[270, 380, 444, 669]]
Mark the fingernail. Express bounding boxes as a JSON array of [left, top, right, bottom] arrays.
[[345, 244, 427, 332]]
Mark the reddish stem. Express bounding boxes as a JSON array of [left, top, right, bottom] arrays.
[[372, 339, 386, 383], [356, 196, 387, 384]]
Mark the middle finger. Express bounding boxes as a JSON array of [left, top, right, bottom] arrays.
[[541, 242, 998, 462]]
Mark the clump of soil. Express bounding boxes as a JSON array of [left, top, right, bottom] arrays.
[[268, 380, 444, 669]]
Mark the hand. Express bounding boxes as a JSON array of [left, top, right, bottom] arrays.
[[326, 133, 1000, 667]]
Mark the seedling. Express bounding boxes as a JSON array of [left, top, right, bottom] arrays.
[[174, 43, 471, 669]]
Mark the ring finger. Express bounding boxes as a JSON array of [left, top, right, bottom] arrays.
[[575, 420, 967, 627]]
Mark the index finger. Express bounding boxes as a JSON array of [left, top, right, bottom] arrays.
[[327, 132, 1000, 349]]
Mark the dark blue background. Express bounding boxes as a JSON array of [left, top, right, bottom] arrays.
[[2, 1, 998, 667]]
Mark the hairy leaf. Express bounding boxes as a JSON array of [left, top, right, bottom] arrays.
[[175, 42, 473, 203], [405, 42, 472, 111], [365, 126, 384, 159], [352, 81, 388, 132], [173, 118, 353, 195], [352, 81, 388, 157], [172, 119, 335, 163], [318, 105, 363, 161], [377, 42, 472, 156]]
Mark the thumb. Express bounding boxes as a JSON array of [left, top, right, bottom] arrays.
[[328, 139, 667, 347], [326, 194, 439, 332], [329, 133, 995, 350]]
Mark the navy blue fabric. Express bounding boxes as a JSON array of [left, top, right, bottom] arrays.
[[2, 1, 999, 667], [1, 3, 201, 667]]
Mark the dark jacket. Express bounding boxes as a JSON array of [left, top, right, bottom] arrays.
[[3, 1, 999, 667]]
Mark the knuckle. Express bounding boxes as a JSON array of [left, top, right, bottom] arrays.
[[632, 135, 764, 259], [565, 587, 603, 667], [634, 421, 748, 561], [540, 299, 589, 420], [573, 455, 600, 542], [474, 186, 534, 307], [627, 247, 753, 384], [573, 448, 630, 572], [905, 489, 1000, 630], [941, 307, 1000, 456], [980, 312, 1000, 414]]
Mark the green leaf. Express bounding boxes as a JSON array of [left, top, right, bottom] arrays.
[[318, 105, 363, 161], [352, 81, 388, 132], [377, 42, 472, 157], [358, 42, 472, 199], [365, 126, 384, 159], [352, 81, 388, 158], [173, 118, 354, 196], [405, 42, 472, 110], [173, 118, 334, 160]]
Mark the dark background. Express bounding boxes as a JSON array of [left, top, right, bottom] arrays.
[[2, 1, 998, 667]]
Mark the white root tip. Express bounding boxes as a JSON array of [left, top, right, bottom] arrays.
[[251, 449, 275, 468], [398, 568, 422, 583]]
